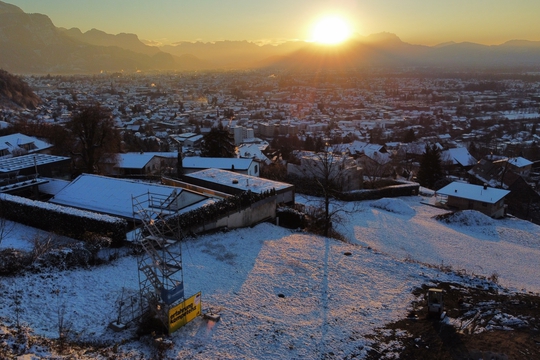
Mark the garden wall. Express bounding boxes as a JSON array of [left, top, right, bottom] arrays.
[[158, 190, 277, 237], [193, 196, 276, 233]]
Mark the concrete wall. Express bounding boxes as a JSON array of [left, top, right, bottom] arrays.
[[191, 197, 276, 233]]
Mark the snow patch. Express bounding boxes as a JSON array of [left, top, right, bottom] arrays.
[[436, 210, 495, 227], [370, 198, 416, 216]]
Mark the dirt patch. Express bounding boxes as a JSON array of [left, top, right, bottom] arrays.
[[366, 282, 540, 359]]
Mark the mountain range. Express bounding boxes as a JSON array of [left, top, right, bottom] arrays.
[[2, 0, 540, 74]]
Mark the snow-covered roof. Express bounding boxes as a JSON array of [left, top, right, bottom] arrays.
[[182, 157, 253, 171], [170, 133, 201, 144], [104, 152, 177, 168], [238, 143, 270, 164], [37, 178, 70, 196], [507, 157, 533, 168], [441, 147, 477, 167], [116, 153, 156, 169], [185, 168, 292, 193], [0, 154, 70, 173], [0, 133, 53, 154], [436, 182, 510, 204], [49, 174, 209, 219], [359, 149, 391, 164], [184, 134, 203, 143]]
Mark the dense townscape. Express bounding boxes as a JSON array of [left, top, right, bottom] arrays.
[[2, 69, 540, 221]]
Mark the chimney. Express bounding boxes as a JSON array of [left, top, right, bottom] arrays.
[[483, 183, 488, 190]]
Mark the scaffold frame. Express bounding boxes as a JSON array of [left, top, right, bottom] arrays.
[[132, 191, 185, 329]]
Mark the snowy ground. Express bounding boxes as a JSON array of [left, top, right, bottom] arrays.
[[334, 196, 540, 294], [1, 195, 539, 358]]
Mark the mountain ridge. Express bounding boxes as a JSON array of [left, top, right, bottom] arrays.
[[2, 0, 540, 73]]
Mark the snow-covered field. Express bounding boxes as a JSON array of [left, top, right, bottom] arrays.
[[1, 195, 539, 358]]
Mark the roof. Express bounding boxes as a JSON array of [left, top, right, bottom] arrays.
[[49, 174, 209, 219], [468, 159, 522, 189], [441, 147, 477, 167], [238, 143, 270, 164], [506, 157, 533, 168], [436, 182, 510, 204], [0, 133, 52, 154], [182, 157, 253, 171], [185, 168, 293, 193], [184, 134, 203, 143], [102, 152, 178, 168], [0, 154, 70, 173], [116, 153, 156, 169], [345, 141, 386, 155], [37, 178, 70, 196]]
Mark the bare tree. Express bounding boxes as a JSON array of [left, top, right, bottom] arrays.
[[66, 104, 121, 174], [359, 152, 393, 188], [290, 146, 361, 237], [53, 287, 72, 354], [0, 205, 15, 247]]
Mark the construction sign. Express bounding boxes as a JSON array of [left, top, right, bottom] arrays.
[[169, 292, 202, 334]]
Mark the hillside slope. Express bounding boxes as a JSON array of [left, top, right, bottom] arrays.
[[0, 69, 40, 108], [0, 195, 539, 358]]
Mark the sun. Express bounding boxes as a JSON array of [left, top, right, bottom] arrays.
[[311, 16, 352, 45]]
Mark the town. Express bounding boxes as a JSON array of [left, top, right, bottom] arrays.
[[1, 68, 540, 225]]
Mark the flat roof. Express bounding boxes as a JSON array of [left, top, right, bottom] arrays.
[[185, 168, 293, 193], [0, 154, 70, 173], [182, 157, 253, 170], [49, 174, 209, 219]]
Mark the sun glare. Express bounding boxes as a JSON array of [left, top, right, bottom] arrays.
[[311, 16, 352, 45]]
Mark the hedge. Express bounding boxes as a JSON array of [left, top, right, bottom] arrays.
[[338, 182, 420, 201], [0, 194, 127, 247]]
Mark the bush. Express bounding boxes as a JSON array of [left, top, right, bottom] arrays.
[[30, 243, 92, 271], [0, 232, 113, 275], [0, 248, 32, 275], [276, 207, 307, 229]]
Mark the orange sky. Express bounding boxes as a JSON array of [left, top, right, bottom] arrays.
[[8, 0, 540, 46]]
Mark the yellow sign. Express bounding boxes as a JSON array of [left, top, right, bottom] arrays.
[[169, 292, 202, 333]]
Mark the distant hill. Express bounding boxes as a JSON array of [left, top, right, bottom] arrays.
[[2, 0, 540, 73], [0, 1, 206, 73], [0, 69, 41, 108], [160, 32, 540, 71], [59, 27, 162, 56], [160, 40, 308, 69], [262, 33, 540, 70]]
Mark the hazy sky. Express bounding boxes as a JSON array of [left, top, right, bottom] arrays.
[[8, 0, 540, 46]]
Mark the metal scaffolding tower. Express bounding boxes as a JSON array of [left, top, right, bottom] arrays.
[[132, 191, 185, 329]]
